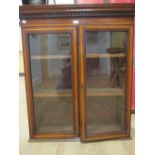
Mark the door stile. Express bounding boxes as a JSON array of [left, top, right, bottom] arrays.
[[78, 26, 87, 141]]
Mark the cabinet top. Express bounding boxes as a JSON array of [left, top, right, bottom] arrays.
[[19, 4, 135, 20]]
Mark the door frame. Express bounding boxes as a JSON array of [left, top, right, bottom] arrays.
[[21, 25, 80, 139], [79, 24, 134, 142]]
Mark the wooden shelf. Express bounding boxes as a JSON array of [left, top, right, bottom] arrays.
[[31, 53, 126, 60], [34, 88, 124, 98], [34, 89, 72, 97], [87, 88, 124, 96], [86, 53, 126, 58], [31, 55, 71, 60]]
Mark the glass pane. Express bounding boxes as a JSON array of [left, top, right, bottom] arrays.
[[87, 96, 125, 134], [28, 33, 74, 134], [85, 31, 128, 134]]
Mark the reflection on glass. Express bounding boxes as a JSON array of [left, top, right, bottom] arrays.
[[87, 96, 125, 134], [28, 33, 74, 133], [85, 31, 128, 134], [56, 56, 72, 92], [34, 97, 73, 133]]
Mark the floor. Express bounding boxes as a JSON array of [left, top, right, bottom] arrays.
[[19, 77, 135, 155]]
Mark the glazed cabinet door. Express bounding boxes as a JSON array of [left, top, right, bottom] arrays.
[[22, 26, 79, 139], [79, 25, 133, 142]]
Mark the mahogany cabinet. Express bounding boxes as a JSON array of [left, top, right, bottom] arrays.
[[19, 4, 134, 142]]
